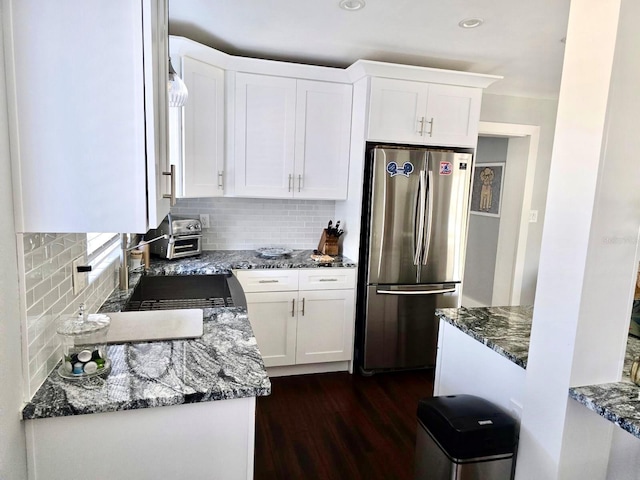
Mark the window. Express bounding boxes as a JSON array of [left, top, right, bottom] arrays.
[[87, 233, 119, 259]]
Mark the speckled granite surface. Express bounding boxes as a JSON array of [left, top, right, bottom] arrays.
[[436, 306, 533, 369], [569, 335, 640, 439], [437, 305, 640, 440], [146, 249, 357, 276], [23, 308, 270, 420], [24, 250, 355, 421]]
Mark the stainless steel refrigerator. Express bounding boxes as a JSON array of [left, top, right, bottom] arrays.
[[356, 145, 473, 374]]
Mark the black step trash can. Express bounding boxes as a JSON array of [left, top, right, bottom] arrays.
[[415, 394, 518, 480]]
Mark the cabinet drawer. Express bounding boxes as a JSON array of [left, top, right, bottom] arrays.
[[234, 269, 299, 292], [298, 268, 356, 291]]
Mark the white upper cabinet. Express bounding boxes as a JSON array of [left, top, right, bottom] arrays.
[[233, 73, 297, 198], [181, 56, 225, 197], [234, 73, 352, 199], [367, 77, 482, 147], [5, 0, 171, 233], [294, 80, 352, 200]]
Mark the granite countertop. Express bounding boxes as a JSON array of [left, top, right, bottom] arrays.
[[437, 305, 640, 440], [569, 337, 640, 439], [436, 305, 534, 368], [145, 249, 357, 276], [24, 249, 355, 420], [23, 308, 270, 420]]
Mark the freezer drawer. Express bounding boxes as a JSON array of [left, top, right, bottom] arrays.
[[361, 285, 458, 373]]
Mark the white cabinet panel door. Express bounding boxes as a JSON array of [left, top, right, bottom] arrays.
[[245, 291, 297, 367], [425, 84, 482, 147], [7, 0, 169, 233], [367, 77, 482, 148], [234, 73, 297, 197], [294, 80, 352, 200], [367, 77, 428, 144], [182, 56, 225, 197], [295, 289, 355, 364]]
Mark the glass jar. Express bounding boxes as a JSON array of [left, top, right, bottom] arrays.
[[57, 304, 111, 380]]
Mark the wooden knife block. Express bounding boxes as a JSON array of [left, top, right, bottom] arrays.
[[318, 229, 339, 256]]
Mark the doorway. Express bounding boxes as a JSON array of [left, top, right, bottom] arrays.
[[462, 122, 540, 307]]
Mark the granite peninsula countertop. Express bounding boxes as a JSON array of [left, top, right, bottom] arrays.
[[437, 305, 640, 440], [436, 306, 534, 368]]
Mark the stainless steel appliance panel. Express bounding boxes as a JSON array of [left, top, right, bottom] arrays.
[[362, 284, 459, 371], [366, 147, 472, 285]]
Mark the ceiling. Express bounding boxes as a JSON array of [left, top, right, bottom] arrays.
[[169, 0, 571, 99]]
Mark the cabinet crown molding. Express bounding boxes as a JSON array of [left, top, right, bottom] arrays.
[[347, 59, 502, 88], [170, 36, 502, 88]]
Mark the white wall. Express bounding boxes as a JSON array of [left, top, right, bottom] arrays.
[[171, 197, 335, 250], [0, 4, 27, 477], [516, 0, 640, 477], [479, 94, 559, 305]]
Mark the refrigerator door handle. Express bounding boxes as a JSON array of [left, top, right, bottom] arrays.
[[423, 169, 434, 265], [376, 284, 457, 295], [413, 170, 427, 265]]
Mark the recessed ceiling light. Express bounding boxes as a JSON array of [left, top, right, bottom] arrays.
[[458, 18, 484, 29], [339, 0, 365, 11]]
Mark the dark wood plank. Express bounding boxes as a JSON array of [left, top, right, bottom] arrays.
[[255, 370, 434, 480]]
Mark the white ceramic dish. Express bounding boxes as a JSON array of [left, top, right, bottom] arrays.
[[256, 247, 293, 258]]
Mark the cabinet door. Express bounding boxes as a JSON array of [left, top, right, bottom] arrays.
[[424, 84, 482, 147], [367, 77, 428, 144], [181, 56, 225, 197], [245, 292, 297, 367], [234, 73, 296, 197], [294, 81, 352, 200], [7, 0, 167, 233], [296, 289, 355, 364]]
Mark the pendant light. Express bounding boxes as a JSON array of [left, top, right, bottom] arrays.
[[168, 57, 188, 107]]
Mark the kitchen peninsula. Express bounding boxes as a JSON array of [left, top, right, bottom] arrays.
[[22, 250, 355, 480], [435, 306, 640, 441]]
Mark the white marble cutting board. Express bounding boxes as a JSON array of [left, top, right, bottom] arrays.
[[104, 309, 204, 344]]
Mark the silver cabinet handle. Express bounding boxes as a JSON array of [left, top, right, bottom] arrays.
[[427, 117, 434, 137], [418, 116, 426, 135], [298, 174, 302, 192], [217, 171, 224, 190], [291, 298, 296, 317], [162, 164, 176, 206], [318, 278, 338, 282], [258, 279, 279, 284], [288, 174, 293, 192], [301, 297, 305, 316]]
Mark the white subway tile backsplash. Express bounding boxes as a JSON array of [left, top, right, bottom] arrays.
[[19, 232, 119, 399], [172, 197, 336, 250]]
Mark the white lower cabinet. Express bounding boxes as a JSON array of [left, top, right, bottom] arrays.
[[244, 291, 298, 367], [295, 289, 355, 364], [235, 269, 356, 370]]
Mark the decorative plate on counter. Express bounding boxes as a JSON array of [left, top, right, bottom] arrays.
[[256, 247, 293, 258]]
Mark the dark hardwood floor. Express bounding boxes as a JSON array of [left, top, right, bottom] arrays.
[[254, 369, 434, 480]]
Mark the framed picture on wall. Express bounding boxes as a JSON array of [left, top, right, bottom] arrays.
[[470, 163, 505, 217]]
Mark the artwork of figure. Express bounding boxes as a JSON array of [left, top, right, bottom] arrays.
[[479, 167, 495, 211]]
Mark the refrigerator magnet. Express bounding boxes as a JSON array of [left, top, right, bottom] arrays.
[[439, 161, 453, 175], [386, 161, 414, 177]]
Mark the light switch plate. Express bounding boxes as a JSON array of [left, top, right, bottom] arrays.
[[529, 210, 539, 223], [72, 256, 88, 295]]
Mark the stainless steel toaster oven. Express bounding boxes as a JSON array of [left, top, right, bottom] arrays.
[[147, 214, 202, 259]]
